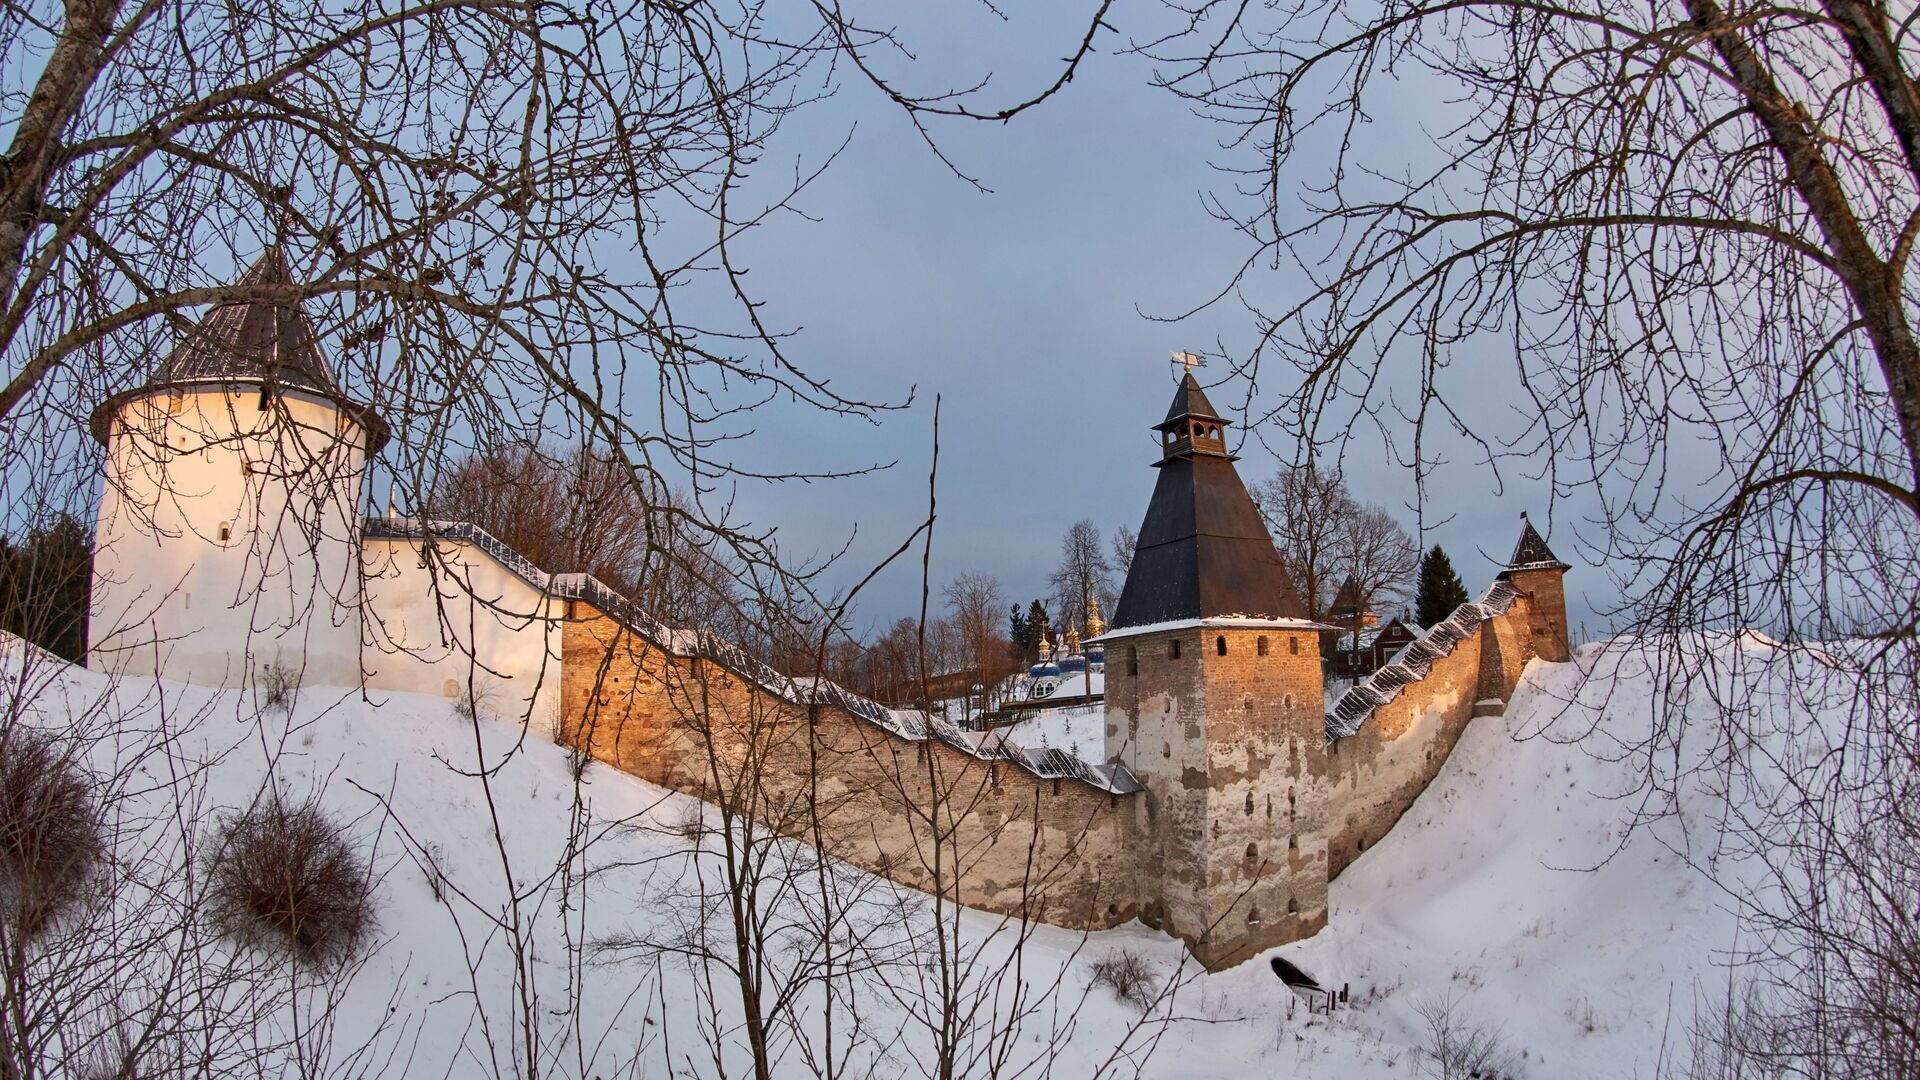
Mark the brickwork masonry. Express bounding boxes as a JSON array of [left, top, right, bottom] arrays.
[[552, 567, 1569, 971]]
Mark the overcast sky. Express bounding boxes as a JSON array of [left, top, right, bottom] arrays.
[[671, 3, 1608, 642]]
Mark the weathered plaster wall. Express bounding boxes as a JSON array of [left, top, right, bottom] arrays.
[[90, 387, 369, 690], [557, 607, 1141, 930], [360, 537, 566, 733], [1104, 626, 1329, 968]]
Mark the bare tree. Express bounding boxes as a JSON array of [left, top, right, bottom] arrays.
[[941, 571, 1009, 721], [1110, 523, 1138, 578], [1149, 0, 1920, 1070], [1047, 520, 1113, 636], [1339, 504, 1419, 623], [1251, 463, 1355, 617]]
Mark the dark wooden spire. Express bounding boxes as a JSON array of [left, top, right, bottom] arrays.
[[1110, 376, 1311, 629], [1498, 513, 1572, 577]]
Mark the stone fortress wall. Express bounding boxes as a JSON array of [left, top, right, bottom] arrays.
[[545, 550, 1569, 969]]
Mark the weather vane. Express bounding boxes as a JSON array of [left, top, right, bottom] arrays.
[[1171, 350, 1205, 374]]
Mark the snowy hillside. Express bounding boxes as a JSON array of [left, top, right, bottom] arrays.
[[3, 633, 1838, 1077]]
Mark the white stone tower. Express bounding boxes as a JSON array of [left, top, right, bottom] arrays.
[[88, 250, 388, 690]]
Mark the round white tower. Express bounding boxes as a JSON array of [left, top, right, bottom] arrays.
[[88, 249, 388, 691]]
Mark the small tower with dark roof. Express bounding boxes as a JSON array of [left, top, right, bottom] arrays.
[[1095, 372, 1331, 969], [1494, 511, 1573, 665], [89, 249, 385, 690]]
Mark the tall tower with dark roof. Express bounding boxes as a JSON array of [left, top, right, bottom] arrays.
[[89, 250, 386, 690], [1096, 373, 1331, 968]]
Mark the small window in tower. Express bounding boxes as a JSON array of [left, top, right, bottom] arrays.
[[1287, 897, 1300, 915], [217, 522, 231, 542], [1285, 694, 1294, 709], [1245, 843, 1258, 861], [1192, 421, 1203, 436], [1216, 635, 1227, 656], [1288, 636, 1299, 655], [257, 387, 271, 412], [1127, 645, 1139, 676], [1257, 636, 1269, 656], [1288, 833, 1298, 850], [1170, 639, 1182, 660]]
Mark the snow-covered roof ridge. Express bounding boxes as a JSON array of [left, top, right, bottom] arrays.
[[363, 515, 1139, 795], [1324, 579, 1524, 741]]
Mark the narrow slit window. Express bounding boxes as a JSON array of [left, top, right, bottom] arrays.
[[1170, 639, 1182, 660], [1257, 636, 1269, 656], [1215, 635, 1227, 656]]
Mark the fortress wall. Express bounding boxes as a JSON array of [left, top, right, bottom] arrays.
[[360, 537, 566, 733], [558, 607, 1141, 930], [1325, 575, 1569, 880], [1324, 632, 1483, 878]]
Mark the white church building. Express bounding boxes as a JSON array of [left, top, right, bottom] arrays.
[[87, 250, 569, 726]]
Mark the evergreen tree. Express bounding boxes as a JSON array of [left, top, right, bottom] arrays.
[[1024, 600, 1050, 656], [1009, 604, 1028, 652], [0, 513, 92, 663], [1414, 545, 1470, 628]]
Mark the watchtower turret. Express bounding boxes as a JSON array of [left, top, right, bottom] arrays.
[[89, 249, 388, 690], [1095, 371, 1330, 968]]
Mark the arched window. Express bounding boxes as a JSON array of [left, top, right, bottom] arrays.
[[1245, 843, 1259, 861], [1192, 421, 1204, 436], [1257, 636, 1270, 656], [1215, 635, 1227, 656], [217, 522, 232, 542], [1284, 694, 1294, 709], [1288, 833, 1298, 849], [1287, 897, 1300, 915]]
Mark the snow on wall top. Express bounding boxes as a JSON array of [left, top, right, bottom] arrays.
[[1324, 580, 1519, 741], [363, 516, 1142, 795]]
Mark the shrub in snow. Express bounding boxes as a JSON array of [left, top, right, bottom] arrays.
[[1414, 993, 1518, 1080], [258, 660, 301, 713], [1090, 948, 1157, 1010], [0, 727, 104, 938], [205, 794, 374, 968]]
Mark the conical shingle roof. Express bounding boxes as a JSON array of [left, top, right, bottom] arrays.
[[91, 250, 387, 450], [1328, 575, 1364, 616], [1498, 514, 1571, 576], [146, 249, 341, 395]]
